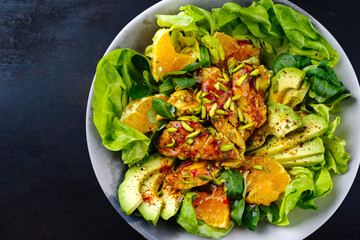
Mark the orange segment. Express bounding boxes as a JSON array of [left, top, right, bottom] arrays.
[[192, 186, 231, 229], [151, 29, 197, 82], [244, 156, 290, 206], [214, 32, 260, 69]]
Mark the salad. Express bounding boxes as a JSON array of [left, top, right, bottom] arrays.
[[92, 0, 351, 238]]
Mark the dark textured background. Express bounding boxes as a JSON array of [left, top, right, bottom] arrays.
[[0, 0, 359, 239]]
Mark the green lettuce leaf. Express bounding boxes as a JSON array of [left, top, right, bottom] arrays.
[[273, 4, 339, 66], [92, 49, 151, 164], [176, 192, 234, 238], [322, 117, 350, 174], [277, 166, 332, 225]]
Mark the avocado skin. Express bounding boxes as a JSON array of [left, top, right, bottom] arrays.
[[118, 153, 175, 215], [267, 67, 306, 104], [250, 114, 328, 157]]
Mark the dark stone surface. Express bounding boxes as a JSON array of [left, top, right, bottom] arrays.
[[0, 0, 358, 239]]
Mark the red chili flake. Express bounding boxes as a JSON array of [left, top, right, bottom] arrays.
[[294, 122, 297, 125], [285, 119, 289, 123], [222, 199, 229, 205], [299, 142, 303, 148], [192, 169, 199, 177]]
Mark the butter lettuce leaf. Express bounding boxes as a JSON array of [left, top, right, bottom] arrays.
[[176, 192, 234, 238], [92, 49, 151, 164], [277, 166, 332, 225], [273, 4, 339, 66], [322, 117, 350, 174]]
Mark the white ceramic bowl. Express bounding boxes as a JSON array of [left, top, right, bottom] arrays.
[[86, 0, 360, 239]]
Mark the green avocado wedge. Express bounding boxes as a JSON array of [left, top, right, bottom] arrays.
[[250, 114, 328, 157], [118, 153, 175, 215], [271, 137, 325, 161], [138, 172, 164, 226]]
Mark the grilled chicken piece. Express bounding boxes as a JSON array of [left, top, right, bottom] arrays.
[[197, 67, 246, 155], [156, 90, 199, 122], [157, 121, 241, 162], [165, 160, 220, 190], [232, 64, 267, 132], [214, 32, 260, 70]]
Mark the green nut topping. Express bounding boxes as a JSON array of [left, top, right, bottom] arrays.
[[198, 175, 213, 181], [216, 109, 229, 115], [167, 127, 177, 133], [223, 72, 230, 82], [166, 138, 176, 148], [209, 103, 218, 118], [232, 95, 241, 101], [252, 164, 263, 170], [201, 105, 206, 119], [223, 97, 232, 110], [200, 92, 209, 98], [202, 98, 213, 104], [178, 116, 192, 121], [238, 122, 255, 130], [186, 138, 194, 145], [220, 143, 234, 151], [181, 121, 194, 132], [238, 106, 244, 123], [230, 102, 235, 112], [232, 62, 245, 73], [210, 91, 220, 99], [207, 126, 217, 136], [186, 129, 201, 139], [191, 115, 199, 122], [249, 68, 260, 76], [236, 74, 248, 87], [217, 82, 228, 92]]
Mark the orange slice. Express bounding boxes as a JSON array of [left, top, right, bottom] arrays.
[[119, 94, 168, 133], [244, 155, 290, 206], [192, 185, 231, 229], [151, 29, 197, 82]]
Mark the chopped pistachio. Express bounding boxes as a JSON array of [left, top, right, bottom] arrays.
[[195, 153, 201, 159], [180, 94, 184, 101], [193, 107, 202, 115], [182, 180, 194, 184], [186, 129, 201, 139], [255, 78, 260, 91], [215, 109, 229, 115], [178, 156, 187, 160], [214, 82, 220, 90], [191, 115, 199, 122], [212, 178, 222, 186], [232, 95, 241, 101], [202, 98, 213, 104], [249, 68, 260, 76], [207, 126, 217, 136], [223, 72, 230, 82], [171, 112, 176, 118], [220, 143, 234, 151], [237, 106, 244, 123], [200, 92, 209, 98], [236, 74, 248, 87], [230, 102, 235, 112], [166, 127, 177, 133], [181, 121, 194, 132], [186, 138, 194, 145], [198, 175, 213, 181], [193, 87, 199, 94], [178, 116, 192, 121], [223, 186, 228, 192], [182, 174, 192, 178], [166, 138, 176, 148], [228, 60, 237, 71], [252, 164, 263, 170], [209, 103, 218, 118], [232, 62, 245, 73], [218, 82, 228, 92], [210, 90, 220, 99], [264, 167, 270, 173], [223, 97, 232, 110], [238, 122, 255, 130], [201, 105, 206, 119], [196, 90, 202, 99]]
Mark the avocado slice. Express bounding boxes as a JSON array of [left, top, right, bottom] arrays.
[[271, 137, 325, 161], [282, 80, 311, 109], [250, 114, 328, 157], [246, 102, 302, 151], [267, 67, 305, 104], [277, 154, 325, 168], [138, 171, 164, 226], [160, 182, 184, 220], [118, 153, 175, 215], [265, 102, 303, 137]]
